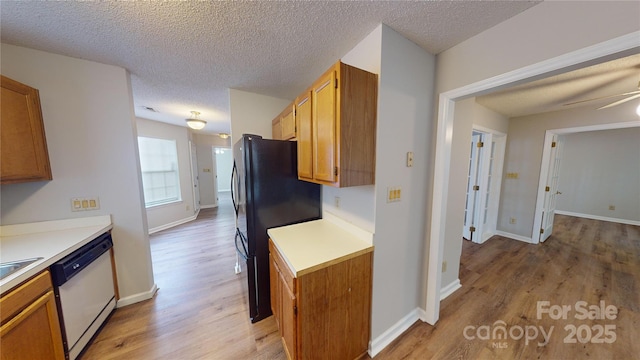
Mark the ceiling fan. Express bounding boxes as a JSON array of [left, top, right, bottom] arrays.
[[564, 80, 640, 109]]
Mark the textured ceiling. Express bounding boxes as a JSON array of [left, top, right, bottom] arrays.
[[0, 1, 540, 134], [476, 53, 640, 118]]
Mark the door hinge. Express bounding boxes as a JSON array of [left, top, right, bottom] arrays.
[[470, 226, 476, 233], [545, 186, 550, 192], [335, 78, 339, 89], [334, 167, 338, 176], [477, 141, 484, 148], [540, 228, 545, 234], [294, 305, 297, 315], [551, 141, 557, 148], [473, 185, 480, 191]]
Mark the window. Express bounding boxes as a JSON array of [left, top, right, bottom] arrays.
[[138, 137, 181, 207]]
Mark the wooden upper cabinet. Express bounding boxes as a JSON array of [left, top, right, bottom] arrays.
[[280, 104, 296, 140], [272, 117, 283, 140], [1, 75, 52, 184], [300, 61, 377, 187], [272, 103, 296, 141], [296, 91, 313, 180], [312, 71, 337, 183]]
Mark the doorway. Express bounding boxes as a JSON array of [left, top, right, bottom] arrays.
[[424, 33, 639, 325], [214, 147, 233, 207]]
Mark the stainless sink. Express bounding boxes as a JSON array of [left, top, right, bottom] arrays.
[[0, 257, 43, 280]]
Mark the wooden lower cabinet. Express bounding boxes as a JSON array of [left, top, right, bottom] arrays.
[[0, 270, 65, 360], [269, 239, 372, 360]]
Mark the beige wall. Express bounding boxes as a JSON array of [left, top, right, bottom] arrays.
[[556, 127, 640, 223], [229, 89, 290, 145], [499, 101, 640, 237]]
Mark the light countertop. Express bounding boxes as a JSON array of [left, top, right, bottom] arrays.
[[0, 215, 113, 294], [267, 215, 374, 277]]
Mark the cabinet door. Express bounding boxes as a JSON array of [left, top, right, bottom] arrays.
[[0, 290, 65, 360], [272, 117, 282, 140], [280, 271, 297, 360], [281, 105, 296, 140], [296, 92, 313, 180], [269, 253, 280, 326], [312, 71, 337, 183], [1, 75, 52, 184]]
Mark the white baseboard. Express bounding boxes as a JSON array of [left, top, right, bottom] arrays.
[[148, 211, 199, 234], [440, 279, 461, 300], [199, 204, 218, 209], [495, 230, 533, 244], [369, 308, 422, 357], [116, 283, 158, 308], [555, 210, 640, 226]]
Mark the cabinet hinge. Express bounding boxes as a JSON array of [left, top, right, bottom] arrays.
[[540, 228, 545, 234], [477, 141, 484, 148], [545, 186, 550, 192], [473, 185, 480, 191], [334, 167, 338, 176], [470, 226, 476, 233], [335, 78, 338, 89]]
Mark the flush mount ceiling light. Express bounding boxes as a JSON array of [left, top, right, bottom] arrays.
[[218, 133, 230, 139], [186, 111, 206, 130]]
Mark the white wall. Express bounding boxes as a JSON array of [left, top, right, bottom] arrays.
[[0, 44, 154, 301], [136, 118, 196, 231], [557, 128, 640, 223], [433, 1, 640, 302], [229, 89, 290, 145], [371, 25, 435, 342]]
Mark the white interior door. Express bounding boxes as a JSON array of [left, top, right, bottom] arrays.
[[539, 135, 564, 242], [463, 133, 482, 241], [478, 134, 506, 243], [189, 141, 200, 212]]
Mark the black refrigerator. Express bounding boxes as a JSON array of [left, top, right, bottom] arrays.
[[231, 134, 321, 323]]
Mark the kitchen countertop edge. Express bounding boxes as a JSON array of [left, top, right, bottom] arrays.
[[268, 218, 374, 277], [1, 216, 113, 294]]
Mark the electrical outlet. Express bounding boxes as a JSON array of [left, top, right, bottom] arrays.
[[608, 205, 616, 211], [334, 196, 341, 208], [442, 261, 447, 272], [509, 217, 517, 224], [387, 187, 402, 203], [71, 197, 100, 212]]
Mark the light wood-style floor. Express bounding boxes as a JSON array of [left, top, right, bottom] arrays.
[[83, 198, 639, 359], [376, 215, 640, 359]]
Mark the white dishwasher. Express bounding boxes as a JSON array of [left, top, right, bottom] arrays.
[[51, 232, 116, 360]]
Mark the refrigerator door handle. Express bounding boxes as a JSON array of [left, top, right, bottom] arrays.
[[231, 161, 238, 216], [235, 228, 249, 260]]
